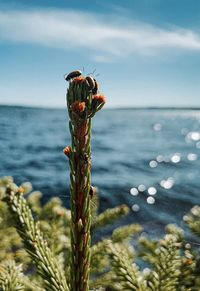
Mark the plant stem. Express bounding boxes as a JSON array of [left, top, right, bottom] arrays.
[[69, 118, 91, 291], [65, 73, 105, 291]]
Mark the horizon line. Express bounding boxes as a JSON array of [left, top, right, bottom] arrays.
[[1, 103, 200, 111]]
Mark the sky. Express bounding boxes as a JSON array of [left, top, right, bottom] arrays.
[[1, 0, 200, 108]]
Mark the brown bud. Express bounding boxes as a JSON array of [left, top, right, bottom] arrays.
[[18, 186, 24, 194], [73, 76, 85, 83], [92, 94, 106, 104], [63, 146, 71, 157], [185, 258, 193, 265], [71, 101, 86, 114]]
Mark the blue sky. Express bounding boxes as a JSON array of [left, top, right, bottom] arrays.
[[1, 0, 200, 108]]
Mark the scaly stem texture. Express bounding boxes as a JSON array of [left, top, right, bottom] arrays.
[[69, 116, 91, 291], [65, 72, 105, 291]]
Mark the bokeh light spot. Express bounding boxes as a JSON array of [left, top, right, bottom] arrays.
[[148, 187, 157, 195], [149, 160, 158, 168], [147, 197, 155, 204], [138, 184, 146, 192], [131, 204, 140, 212], [130, 187, 139, 196], [187, 153, 198, 161], [171, 153, 181, 163], [153, 123, 162, 131]]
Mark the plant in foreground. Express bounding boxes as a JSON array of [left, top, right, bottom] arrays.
[[1, 179, 200, 290], [64, 71, 105, 291]]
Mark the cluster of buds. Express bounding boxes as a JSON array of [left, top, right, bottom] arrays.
[[64, 70, 106, 119]]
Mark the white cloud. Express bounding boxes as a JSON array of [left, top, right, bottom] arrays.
[[0, 9, 200, 60]]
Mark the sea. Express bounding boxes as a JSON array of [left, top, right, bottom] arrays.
[[1, 105, 200, 239]]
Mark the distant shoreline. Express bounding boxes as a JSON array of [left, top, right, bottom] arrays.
[[0, 104, 200, 111]]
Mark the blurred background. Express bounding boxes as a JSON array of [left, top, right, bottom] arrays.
[[0, 0, 200, 238]]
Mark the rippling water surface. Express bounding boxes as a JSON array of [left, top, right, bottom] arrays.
[[1, 106, 200, 237]]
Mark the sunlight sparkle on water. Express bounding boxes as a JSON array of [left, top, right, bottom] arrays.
[[164, 156, 170, 163], [187, 132, 200, 141], [160, 177, 174, 189], [187, 153, 198, 161], [147, 196, 155, 204], [149, 160, 158, 168], [153, 123, 162, 131], [171, 153, 181, 163], [131, 204, 140, 212], [138, 184, 146, 192], [148, 187, 157, 195], [186, 131, 200, 143], [156, 155, 164, 163], [130, 187, 139, 196]]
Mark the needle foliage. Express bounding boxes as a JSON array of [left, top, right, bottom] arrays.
[[1, 176, 200, 290]]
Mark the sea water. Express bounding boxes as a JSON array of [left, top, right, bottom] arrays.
[[1, 106, 200, 238]]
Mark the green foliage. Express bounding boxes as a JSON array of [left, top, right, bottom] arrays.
[[91, 204, 129, 230], [111, 224, 142, 243], [1, 176, 200, 290], [0, 261, 24, 291], [147, 234, 181, 291], [183, 206, 200, 237], [3, 181, 69, 291], [107, 242, 146, 291]]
